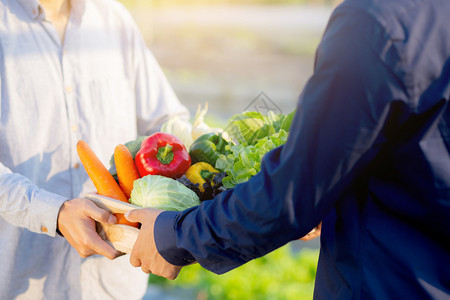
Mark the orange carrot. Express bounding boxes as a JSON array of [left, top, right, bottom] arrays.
[[114, 214, 138, 227], [114, 144, 141, 199], [76, 140, 139, 228]]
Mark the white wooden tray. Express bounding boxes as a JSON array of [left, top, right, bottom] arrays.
[[85, 193, 140, 254]]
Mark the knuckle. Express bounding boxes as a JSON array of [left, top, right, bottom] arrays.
[[79, 237, 92, 249], [79, 236, 88, 245], [141, 262, 151, 273], [167, 274, 178, 280], [78, 199, 90, 211], [99, 211, 110, 222], [142, 268, 152, 274], [130, 257, 141, 268], [78, 249, 91, 258], [130, 260, 140, 268]]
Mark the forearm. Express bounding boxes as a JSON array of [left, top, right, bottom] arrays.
[[155, 146, 324, 274], [0, 163, 67, 236]]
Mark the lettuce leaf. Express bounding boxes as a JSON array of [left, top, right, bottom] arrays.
[[225, 110, 295, 145], [215, 129, 288, 188]]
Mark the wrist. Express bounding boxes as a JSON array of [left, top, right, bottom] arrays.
[[29, 189, 68, 237], [154, 211, 196, 266]]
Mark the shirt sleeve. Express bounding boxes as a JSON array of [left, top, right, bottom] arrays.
[[154, 7, 408, 274], [0, 163, 68, 237], [129, 19, 190, 135]]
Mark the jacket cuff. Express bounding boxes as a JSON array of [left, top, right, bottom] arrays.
[[154, 211, 196, 266], [29, 189, 68, 237]]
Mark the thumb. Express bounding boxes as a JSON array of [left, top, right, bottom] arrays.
[[125, 208, 165, 224], [124, 209, 145, 223]]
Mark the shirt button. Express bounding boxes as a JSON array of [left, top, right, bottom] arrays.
[[73, 163, 80, 169], [71, 125, 78, 132], [65, 86, 73, 93], [41, 226, 48, 233]]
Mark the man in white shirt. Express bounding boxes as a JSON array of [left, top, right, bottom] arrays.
[[0, 0, 189, 298]]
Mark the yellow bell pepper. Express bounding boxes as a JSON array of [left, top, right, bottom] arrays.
[[185, 162, 219, 192]]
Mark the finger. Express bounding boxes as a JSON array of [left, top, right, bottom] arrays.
[[88, 232, 121, 260], [299, 230, 320, 241], [124, 209, 146, 223], [165, 266, 182, 280], [141, 267, 152, 274], [129, 253, 142, 268], [141, 262, 152, 274], [299, 230, 314, 241], [85, 201, 117, 225], [299, 234, 312, 241]]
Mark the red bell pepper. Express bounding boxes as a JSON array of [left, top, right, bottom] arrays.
[[135, 132, 191, 178]]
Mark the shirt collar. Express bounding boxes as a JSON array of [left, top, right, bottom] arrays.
[[17, 0, 44, 20]]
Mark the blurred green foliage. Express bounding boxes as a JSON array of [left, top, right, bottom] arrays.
[[149, 245, 320, 300]]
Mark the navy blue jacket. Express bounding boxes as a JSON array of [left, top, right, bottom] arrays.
[[155, 0, 450, 298]]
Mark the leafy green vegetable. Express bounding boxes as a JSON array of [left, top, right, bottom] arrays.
[[216, 110, 294, 188], [224, 110, 295, 145], [189, 132, 232, 166], [130, 175, 200, 211], [225, 111, 273, 145], [215, 130, 289, 188], [280, 110, 296, 132]]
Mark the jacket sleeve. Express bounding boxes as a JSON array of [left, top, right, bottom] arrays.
[[153, 7, 408, 274]]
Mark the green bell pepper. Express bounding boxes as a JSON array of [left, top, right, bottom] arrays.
[[189, 132, 230, 166]]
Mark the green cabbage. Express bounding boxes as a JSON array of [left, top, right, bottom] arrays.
[[130, 175, 200, 211]]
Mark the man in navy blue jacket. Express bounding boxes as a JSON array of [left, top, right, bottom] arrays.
[[125, 0, 450, 298]]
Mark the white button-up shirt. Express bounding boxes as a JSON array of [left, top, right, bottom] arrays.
[[0, 0, 189, 298]]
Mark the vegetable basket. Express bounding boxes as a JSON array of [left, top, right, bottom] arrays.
[[85, 193, 140, 254]]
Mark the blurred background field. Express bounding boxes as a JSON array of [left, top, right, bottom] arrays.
[[147, 246, 320, 300], [121, 0, 337, 125], [118, 0, 337, 298]]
